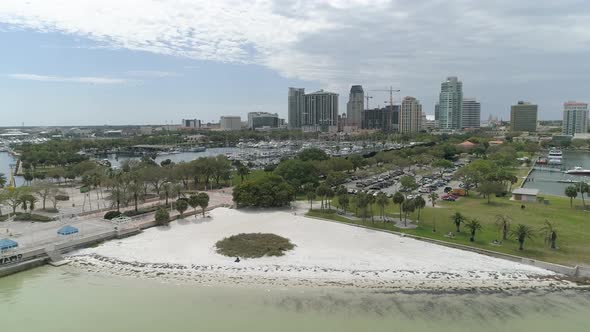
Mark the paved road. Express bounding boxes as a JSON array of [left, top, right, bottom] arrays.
[[0, 190, 234, 252]]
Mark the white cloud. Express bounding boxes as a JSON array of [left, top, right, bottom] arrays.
[[126, 70, 179, 78], [8, 73, 131, 84], [1, 0, 590, 117]]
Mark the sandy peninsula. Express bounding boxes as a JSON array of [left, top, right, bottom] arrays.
[[68, 208, 575, 291]]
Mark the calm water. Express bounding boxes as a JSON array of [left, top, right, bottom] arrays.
[[1, 266, 589, 332], [0, 152, 24, 186], [523, 150, 590, 197]]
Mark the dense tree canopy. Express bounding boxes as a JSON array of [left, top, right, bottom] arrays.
[[233, 174, 295, 208]]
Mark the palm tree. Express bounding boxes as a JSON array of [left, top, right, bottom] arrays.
[[197, 192, 209, 217], [128, 181, 143, 212], [565, 185, 578, 208], [428, 192, 438, 207], [541, 220, 557, 249], [464, 218, 483, 242], [495, 215, 511, 241], [356, 192, 369, 221], [0, 173, 7, 188], [375, 192, 389, 220], [401, 199, 415, 227], [578, 182, 589, 208], [392, 192, 404, 222], [237, 165, 250, 182], [338, 194, 349, 214], [511, 224, 535, 250], [161, 182, 173, 205], [450, 212, 465, 233], [188, 194, 199, 217], [414, 196, 426, 221], [306, 190, 316, 210]]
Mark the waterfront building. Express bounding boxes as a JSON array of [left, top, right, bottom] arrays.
[[510, 101, 538, 132], [247, 112, 280, 129], [346, 85, 364, 127], [462, 98, 481, 129], [220, 116, 242, 131], [437, 76, 463, 130], [400, 96, 422, 133], [562, 101, 588, 135]]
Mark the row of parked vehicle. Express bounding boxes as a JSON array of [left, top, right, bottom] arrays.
[[355, 169, 405, 189]]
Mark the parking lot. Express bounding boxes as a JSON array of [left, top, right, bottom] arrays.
[[340, 160, 468, 202]]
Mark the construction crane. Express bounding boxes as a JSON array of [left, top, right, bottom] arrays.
[[370, 87, 401, 131], [364, 94, 373, 110]]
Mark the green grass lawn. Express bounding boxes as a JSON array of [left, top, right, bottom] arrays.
[[318, 194, 590, 267]]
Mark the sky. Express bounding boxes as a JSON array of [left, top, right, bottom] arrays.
[[1, 0, 589, 126]]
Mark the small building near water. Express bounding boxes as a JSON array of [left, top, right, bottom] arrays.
[[511, 188, 540, 202]]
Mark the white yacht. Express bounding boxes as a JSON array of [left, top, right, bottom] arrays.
[[547, 149, 563, 165]]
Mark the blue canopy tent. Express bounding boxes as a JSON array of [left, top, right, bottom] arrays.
[[0, 238, 18, 251], [57, 225, 79, 236]]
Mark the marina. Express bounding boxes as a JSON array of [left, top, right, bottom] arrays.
[[525, 150, 590, 197]]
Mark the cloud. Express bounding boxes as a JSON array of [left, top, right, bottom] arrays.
[[1, 0, 590, 116], [126, 70, 179, 78], [8, 73, 131, 84]]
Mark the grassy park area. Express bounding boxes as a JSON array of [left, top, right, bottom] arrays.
[[310, 194, 590, 267]]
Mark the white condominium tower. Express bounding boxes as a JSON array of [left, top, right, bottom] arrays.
[[562, 101, 588, 135], [400, 96, 422, 133], [462, 98, 481, 128], [438, 76, 463, 130]]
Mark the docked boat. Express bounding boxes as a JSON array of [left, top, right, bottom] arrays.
[[547, 149, 563, 165], [564, 167, 590, 176]]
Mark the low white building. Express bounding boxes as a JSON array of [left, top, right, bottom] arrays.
[[511, 188, 539, 202], [220, 116, 242, 131]]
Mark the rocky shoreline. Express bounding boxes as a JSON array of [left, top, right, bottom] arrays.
[[68, 254, 581, 293]]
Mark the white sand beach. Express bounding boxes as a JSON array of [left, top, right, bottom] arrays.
[[69, 208, 570, 290]]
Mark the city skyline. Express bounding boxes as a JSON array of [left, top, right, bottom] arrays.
[[1, 1, 590, 126]]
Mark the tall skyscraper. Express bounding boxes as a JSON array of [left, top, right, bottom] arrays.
[[462, 98, 481, 129], [510, 101, 538, 132], [288, 88, 339, 132], [303, 90, 339, 131], [288, 87, 305, 130], [437, 76, 463, 130], [400, 96, 423, 133], [346, 85, 364, 127], [562, 101, 588, 135]]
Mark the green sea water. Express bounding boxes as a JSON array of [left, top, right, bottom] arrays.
[[1, 266, 589, 332]]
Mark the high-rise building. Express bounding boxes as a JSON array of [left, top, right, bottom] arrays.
[[437, 76, 463, 130], [562, 101, 588, 135], [288, 87, 305, 129], [510, 101, 538, 132], [288, 88, 339, 132], [346, 85, 364, 127], [220, 116, 242, 131], [462, 98, 481, 129], [400, 96, 422, 133], [247, 112, 279, 129], [303, 90, 339, 131]]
